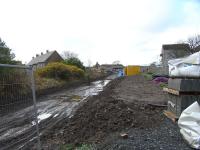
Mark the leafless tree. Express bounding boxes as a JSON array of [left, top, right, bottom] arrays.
[[187, 34, 200, 53], [62, 51, 78, 59]]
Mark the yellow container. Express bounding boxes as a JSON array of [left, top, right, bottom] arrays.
[[126, 66, 140, 76], [124, 67, 127, 76]]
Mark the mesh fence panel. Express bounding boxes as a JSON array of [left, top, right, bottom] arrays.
[[0, 64, 40, 150]]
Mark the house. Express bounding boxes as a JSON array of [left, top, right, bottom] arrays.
[[100, 64, 124, 73], [160, 44, 191, 74], [28, 50, 63, 70]]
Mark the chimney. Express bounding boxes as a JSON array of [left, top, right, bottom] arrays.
[[32, 57, 34, 59], [36, 54, 39, 57], [46, 50, 49, 53], [41, 52, 43, 55]]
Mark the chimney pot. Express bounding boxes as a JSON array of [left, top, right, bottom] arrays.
[[36, 54, 39, 57], [46, 50, 49, 53], [32, 57, 34, 59], [41, 52, 43, 55]]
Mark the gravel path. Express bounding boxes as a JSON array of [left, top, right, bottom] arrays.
[[98, 117, 192, 150], [97, 75, 192, 150]]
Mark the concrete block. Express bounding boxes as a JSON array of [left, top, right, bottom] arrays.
[[167, 94, 200, 117], [167, 94, 177, 115], [168, 78, 200, 92]]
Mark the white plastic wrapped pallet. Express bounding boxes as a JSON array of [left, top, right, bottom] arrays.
[[168, 51, 200, 77], [178, 101, 200, 149]]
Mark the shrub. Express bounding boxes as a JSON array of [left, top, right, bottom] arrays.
[[36, 62, 84, 80], [63, 57, 85, 70], [68, 65, 85, 78]]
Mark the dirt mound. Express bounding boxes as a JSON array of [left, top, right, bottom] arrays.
[[46, 77, 165, 145]]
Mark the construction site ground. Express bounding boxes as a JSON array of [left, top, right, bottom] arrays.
[[33, 75, 192, 150]]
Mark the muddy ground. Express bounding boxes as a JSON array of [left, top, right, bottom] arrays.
[[0, 76, 115, 150], [31, 75, 192, 150]]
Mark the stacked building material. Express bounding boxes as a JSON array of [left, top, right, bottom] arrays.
[[164, 78, 200, 118]]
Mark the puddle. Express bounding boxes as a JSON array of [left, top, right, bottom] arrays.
[[56, 79, 111, 102], [38, 113, 52, 122], [54, 114, 59, 118], [83, 79, 111, 96], [32, 113, 52, 125]]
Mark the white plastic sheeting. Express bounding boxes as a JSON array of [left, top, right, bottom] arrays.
[[168, 52, 200, 77], [178, 101, 200, 149]]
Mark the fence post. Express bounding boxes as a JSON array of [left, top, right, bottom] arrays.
[[30, 66, 41, 150]]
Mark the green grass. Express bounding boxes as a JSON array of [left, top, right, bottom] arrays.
[[59, 144, 74, 150], [159, 82, 167, 88], [141, 73, 153, 80]]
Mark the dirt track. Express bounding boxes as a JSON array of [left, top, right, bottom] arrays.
[[28, 75, 187, 149], [29, 75, 192, 149]]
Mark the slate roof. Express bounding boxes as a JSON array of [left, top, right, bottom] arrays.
[[28, 51, 55, 65], [162, 44, 190, 51]]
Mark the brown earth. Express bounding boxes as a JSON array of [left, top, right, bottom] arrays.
[[113, 75, 168, 105], [40, 75, 168, 148]]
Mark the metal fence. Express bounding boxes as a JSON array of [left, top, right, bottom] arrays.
[[0, 64, 41, 150]]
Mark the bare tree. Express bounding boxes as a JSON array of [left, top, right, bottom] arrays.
[[187, 34, 200, 53], [62, 51, 78, 59]]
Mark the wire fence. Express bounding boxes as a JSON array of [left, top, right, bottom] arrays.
[[0, 64, 41, 150]]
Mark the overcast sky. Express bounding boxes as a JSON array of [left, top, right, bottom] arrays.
[[0, 0, 200, 66]]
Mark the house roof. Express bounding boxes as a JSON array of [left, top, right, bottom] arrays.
[[162, 44, 190, 51], [28, 51, 56, 65], [101, 64, 124, 67]]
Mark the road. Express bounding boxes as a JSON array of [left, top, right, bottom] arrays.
[[0, 75, 117, 150]]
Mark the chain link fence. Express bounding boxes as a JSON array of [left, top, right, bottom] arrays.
[[0, 64, 41, 150]]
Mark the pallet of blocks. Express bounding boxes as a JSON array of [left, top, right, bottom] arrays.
[[163, 77, 200, 122]]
